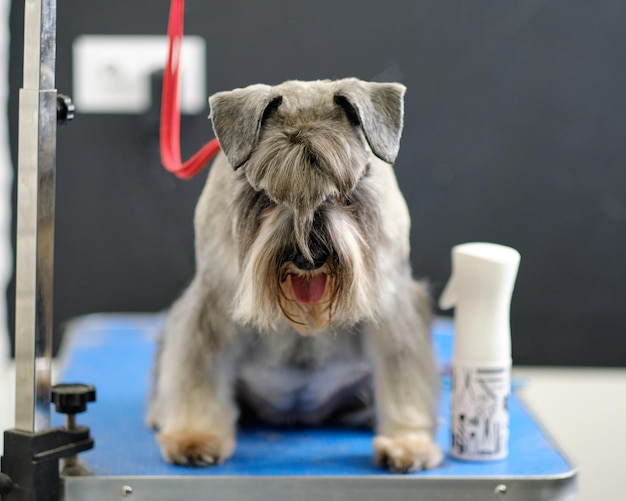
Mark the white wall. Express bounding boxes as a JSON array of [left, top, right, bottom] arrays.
[[0, 0, 12, 363], [0, 0, 15, 451]]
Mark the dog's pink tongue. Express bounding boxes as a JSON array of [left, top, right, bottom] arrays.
[[291, 274, 327, 304]]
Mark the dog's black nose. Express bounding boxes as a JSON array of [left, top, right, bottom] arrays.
[[291, 247, 329, 271]]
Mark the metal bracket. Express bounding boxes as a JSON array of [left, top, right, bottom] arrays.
[[1, 426, 93, 501]]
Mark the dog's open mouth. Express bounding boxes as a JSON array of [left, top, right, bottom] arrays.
[[290, 273, 328, 304], [278, 267, 334, 335]]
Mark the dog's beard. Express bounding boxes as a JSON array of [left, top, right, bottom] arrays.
[[231, 183, 382, 335], [230, 109, 383, 335]]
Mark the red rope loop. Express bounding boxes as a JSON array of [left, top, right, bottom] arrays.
[[160, 0, 220, 179]]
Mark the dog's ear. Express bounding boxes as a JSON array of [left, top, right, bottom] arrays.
[[209, 85, 283, 169], [334, 79, 406, 164]]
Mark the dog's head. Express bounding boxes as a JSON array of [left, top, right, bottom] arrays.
[[209, 78, 406, 335]]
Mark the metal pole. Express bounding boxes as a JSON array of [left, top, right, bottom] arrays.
[[14, 0, 57, 432]]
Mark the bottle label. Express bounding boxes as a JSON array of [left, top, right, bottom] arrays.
[[450, 364, 510, 461]]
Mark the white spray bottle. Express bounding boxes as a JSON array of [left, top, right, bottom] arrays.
[[439, 242, 520, 461]]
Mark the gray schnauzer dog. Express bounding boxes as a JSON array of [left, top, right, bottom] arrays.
[[147, 78, 443, 473]]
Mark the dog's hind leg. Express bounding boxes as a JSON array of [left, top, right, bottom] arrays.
[[366, 278, 444, 473], [147, 277, 239, 466]]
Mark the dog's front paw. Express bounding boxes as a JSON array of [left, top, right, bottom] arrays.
[[157, 430, 235, 467], [373, 432, 443, 473]]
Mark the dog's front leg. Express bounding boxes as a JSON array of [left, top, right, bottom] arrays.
[[147, 277, 238, 466], [366, 279, 444, 473]]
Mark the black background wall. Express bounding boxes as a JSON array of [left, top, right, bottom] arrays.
[[8, 0, 626, 366]]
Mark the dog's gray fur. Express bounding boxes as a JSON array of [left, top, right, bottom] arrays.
[[147, 78, 443, 472]]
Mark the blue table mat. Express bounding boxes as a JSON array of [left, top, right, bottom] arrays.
[[55, 314, 572, 478]]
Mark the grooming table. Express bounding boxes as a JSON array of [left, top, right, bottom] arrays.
[[55, 314, 576, 501]]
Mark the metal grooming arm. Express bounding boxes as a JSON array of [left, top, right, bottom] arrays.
[[1, 1, 94, 500], [14, 0, 57, 440]]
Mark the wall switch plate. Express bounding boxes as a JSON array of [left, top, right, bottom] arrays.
[[73, 35, 206, 114]]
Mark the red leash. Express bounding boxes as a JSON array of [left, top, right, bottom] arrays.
[[161, 0, 220, 179]]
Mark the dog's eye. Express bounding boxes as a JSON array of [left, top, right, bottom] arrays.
[[333, 95, 361, 127]]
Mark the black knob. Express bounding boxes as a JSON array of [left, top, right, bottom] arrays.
[[51, 383, 96, 415], [57, 94, 75, 126]]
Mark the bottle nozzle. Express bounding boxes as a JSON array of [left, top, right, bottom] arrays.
[[440, 242, 520, 364]]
